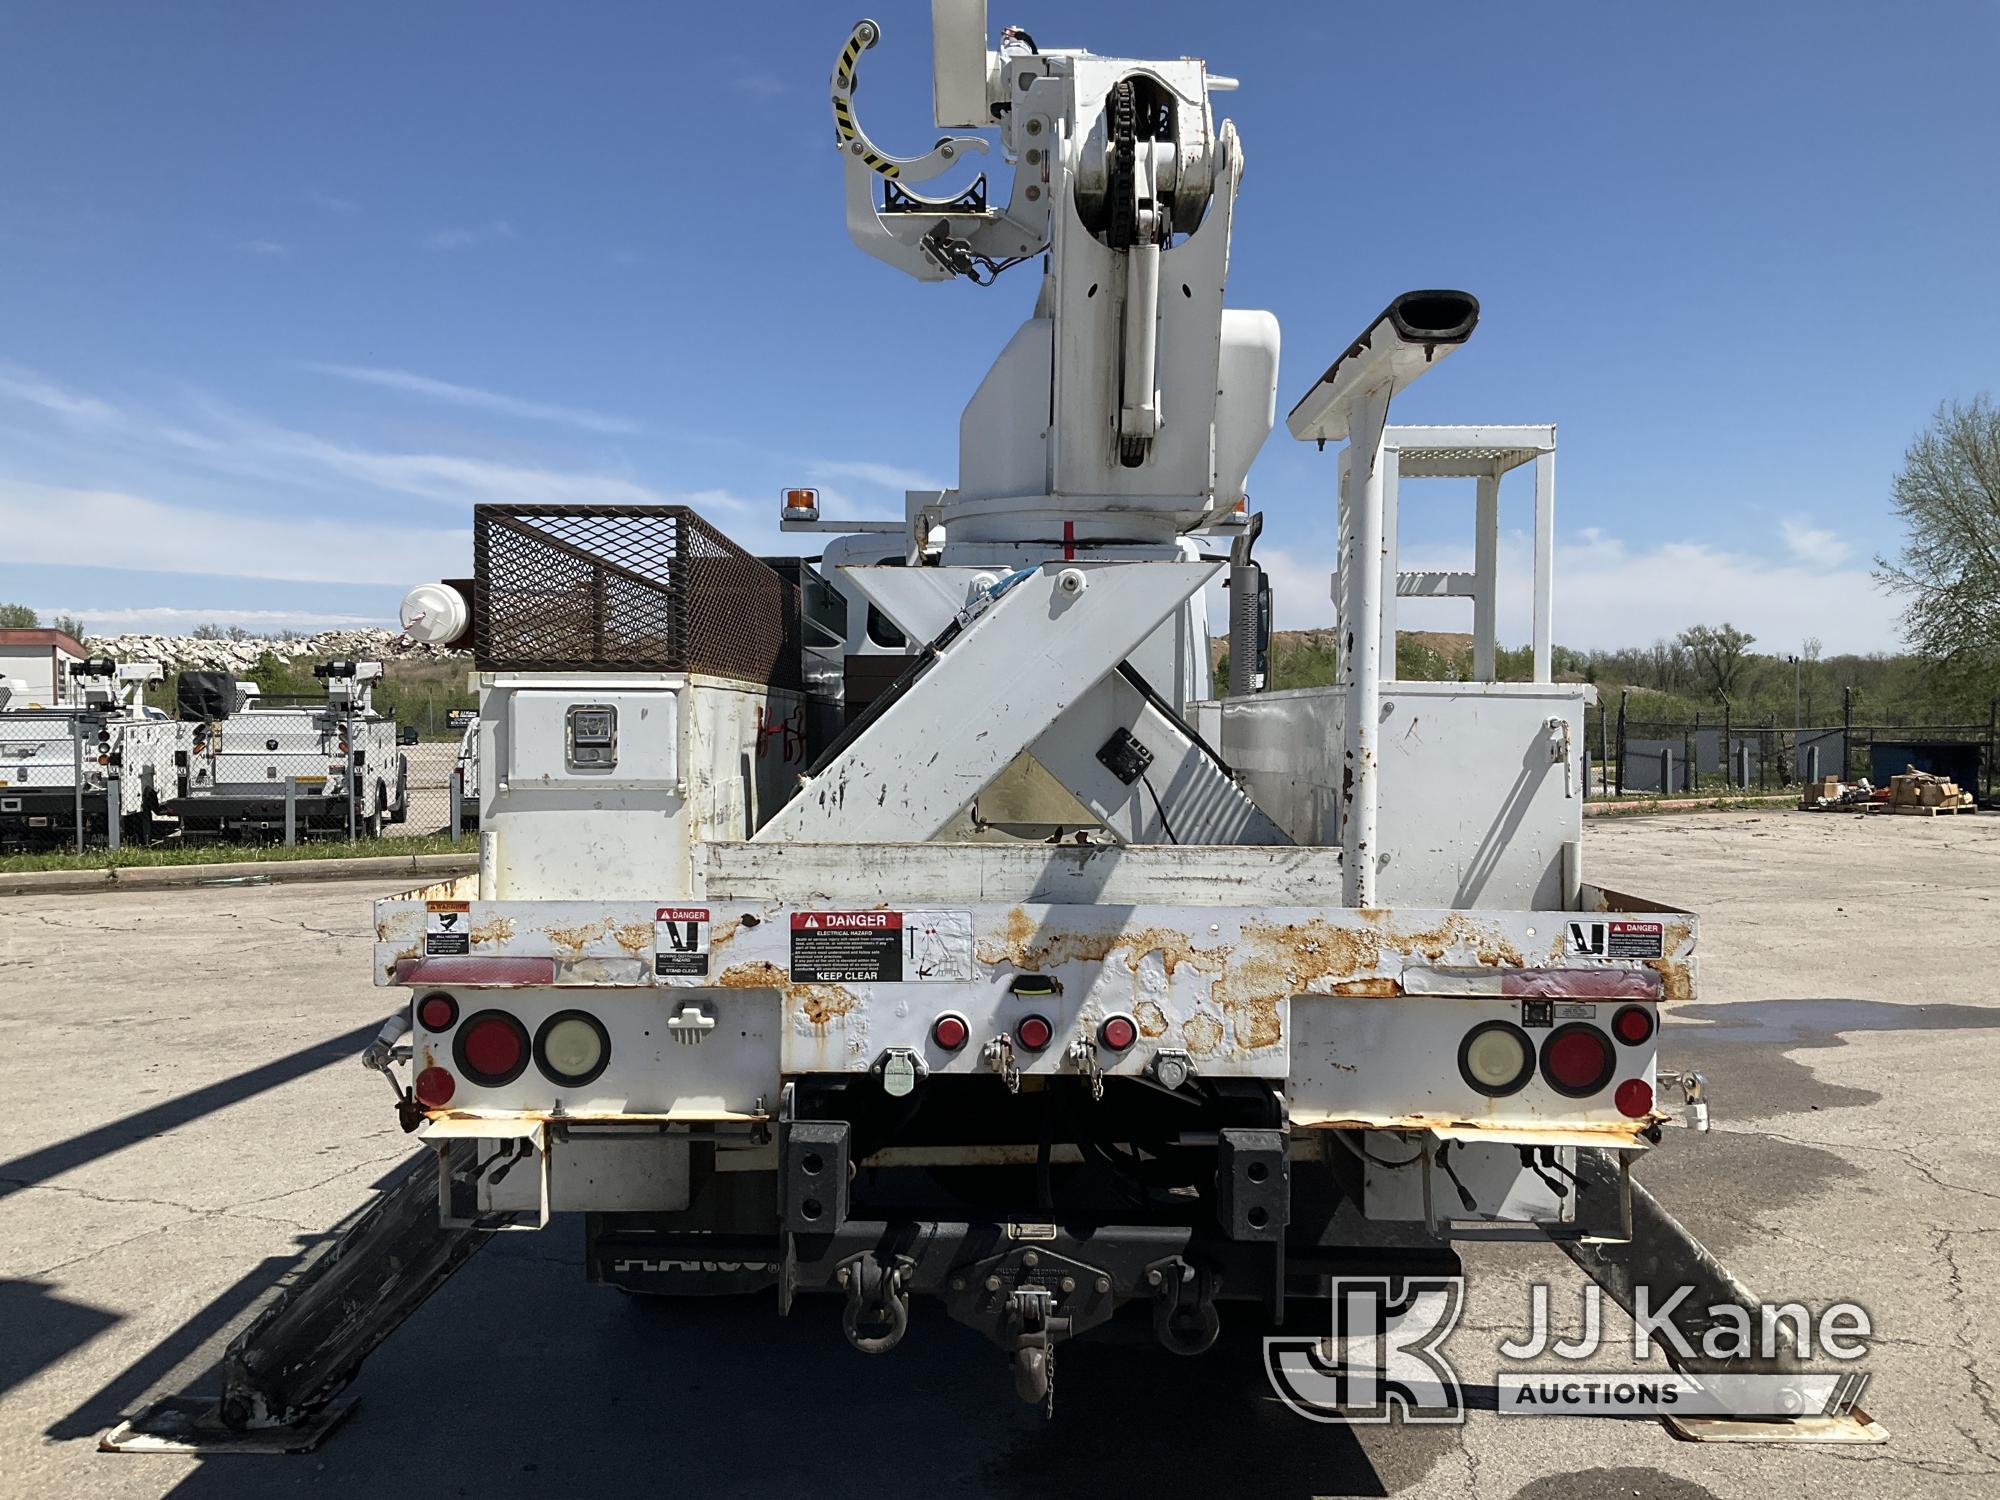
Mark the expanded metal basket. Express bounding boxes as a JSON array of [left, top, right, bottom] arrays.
[[473, 505, 801, 686]]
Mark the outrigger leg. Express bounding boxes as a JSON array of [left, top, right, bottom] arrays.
[[1560, 1149, 1884, 1444], [103, 1150, 490, 1454]]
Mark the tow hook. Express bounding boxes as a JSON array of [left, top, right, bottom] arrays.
[[1147, 1257, 1220, 1356], [1009, 1287, 1064, 1412], [1066, 1036, 1104, 1100], [1660, 1069, 1710, 1131], [983, 1034, 1020, 1093], [839, 1256, 912, 1355]]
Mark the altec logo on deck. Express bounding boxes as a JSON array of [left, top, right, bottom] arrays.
[[792, 912, 899, 931]]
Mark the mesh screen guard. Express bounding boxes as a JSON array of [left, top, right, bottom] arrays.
[[473, 505, 802, 687]]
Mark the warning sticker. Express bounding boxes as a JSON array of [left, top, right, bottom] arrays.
[[791, 911, 902, 983], [654, 906, 710, 977], [902, 910, 974, 981], [425, 900, 470, 956], [1565, 919, 1665, 960]]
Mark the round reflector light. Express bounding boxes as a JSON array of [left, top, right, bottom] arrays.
[[1016, 1014, 1054, 1052], [453, 1010, 530, 1088], [932, 1013, 969, 1051], [1615, 1078, 1655, 1118], [1540, 1023, 1616, 1098], [417, 992, 459, 1032], [1457, 1021, 1535, 1097], [1100, 1014, 1138, 1052], [1611, 1005, 1655, 1046], [414, 1066, 456, 1107], [535, 1010, 611, 1088]]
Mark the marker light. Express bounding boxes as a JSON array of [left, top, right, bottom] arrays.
[[931, 1014, 969, 1051], [1099, 1015, 1138, 1051], [1611, 1005, 1655, 1046], [1615, 1078, 1655, 1118], [417, 993, 459, 1032], [414, 1067, 456, 1108], [1540, 1024, 1616, 1098], [454, 1010, 530, 1088], [1015, 1015, 1054, 1052], [1457, 1021, 1534, 1097], [535, 1010, 611, 1088]]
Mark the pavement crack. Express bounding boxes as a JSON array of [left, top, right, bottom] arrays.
[[0, 1175, 317, 1233], [1719, 1125, 2000, 1206], [236, 1146, 419, 1207], [1931, 1226, 2000, 1466]]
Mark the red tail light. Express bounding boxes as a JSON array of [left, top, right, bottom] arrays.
[[414, 1066, 456, 1107], [931, 1014, 969, 1051], [1099, 1014, 1138, 1052], [417, 993, 459, 1032], [454, 1010, 530, 1088], [1015, 1015, 1054, 1052], [1539, 1024, 1615, 1097]]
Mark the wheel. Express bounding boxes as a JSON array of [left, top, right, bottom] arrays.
[[391, 757, 409, 824]]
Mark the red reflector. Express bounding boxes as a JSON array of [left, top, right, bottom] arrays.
[[1612, 1005, 1655, 1046], [395, 956, 557, 986], [417, 993, 458, 1031], [932, 1014, 968, 1051], [1016, 1015, 1053, 1052], [1615, 1078, 1654, 1118], [1540, 1024, 1615, 1097], [1100, 1015, 1137, 1051], [414, 1066, 456, 1107]]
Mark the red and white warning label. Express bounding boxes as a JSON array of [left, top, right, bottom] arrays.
[[654, 906, 710, 977], [789, 910, 973, 984], [1565, 919, 1665, 960]]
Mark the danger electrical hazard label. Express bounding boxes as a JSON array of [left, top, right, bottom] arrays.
[[425, 900, 470, 956], [654, 906, 710, 977], [1565, 919, 1665, 960], [792, 911, 902, 983], [789, 911, 974, 984]]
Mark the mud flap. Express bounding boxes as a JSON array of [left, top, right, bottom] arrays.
[[102, 1150, 492, 1454], [1560, 1148, 1885, 1444]]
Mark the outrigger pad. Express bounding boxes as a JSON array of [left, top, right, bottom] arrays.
[[1664, 1409, 1887, 1445], [100, 1393, 359, 1455]]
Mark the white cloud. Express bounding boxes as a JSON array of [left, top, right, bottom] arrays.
[[302, 189, 358, 214], [735, 71, 786, 101], [808, 459, 948, 493], [421, 219, 515, 251], [0, 480, 467, 586], [1779, 516, 1853, 569], [0, 364, 120, 424], [1245, 531, 1903, 655], [304, 363, 639, 435]]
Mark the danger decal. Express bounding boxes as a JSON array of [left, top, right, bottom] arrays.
[[425, 900, 471, 956], [1565, 919, 1666, 960], [654, 906, 711, 978]]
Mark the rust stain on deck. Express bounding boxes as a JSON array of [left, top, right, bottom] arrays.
[[611, 921, 654, 955], [1182, 1013, 1224, 1056], [718, 960, 787, 989], [1133, 999, 1169, 1038], [471, 915, 516, 946], [544, 918, 612, 957], [1331, 977, 1400, 997]]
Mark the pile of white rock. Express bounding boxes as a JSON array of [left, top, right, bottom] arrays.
[[82, 627, 466, 672]]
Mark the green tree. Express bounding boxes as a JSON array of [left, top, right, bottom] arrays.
[[1877, 396, 2000, 705], [1677, 623, 1757, 699], [51, 613, 85, 639], [0, 603, 38, 628]]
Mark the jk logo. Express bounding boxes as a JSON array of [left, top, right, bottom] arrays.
[[1265, 1277, 1465, 1424]]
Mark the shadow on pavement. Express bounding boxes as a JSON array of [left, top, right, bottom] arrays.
[[0, 1279, 122, 1400]]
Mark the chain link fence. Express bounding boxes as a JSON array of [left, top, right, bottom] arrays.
[[1582, 692, 1998, 804], [2, 698, 475, 853]]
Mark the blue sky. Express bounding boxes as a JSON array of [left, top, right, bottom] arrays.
[[2, 1, 1995, 652]]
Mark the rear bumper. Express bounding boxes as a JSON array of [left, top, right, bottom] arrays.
[[0, 789, 107, 840], [168, 793, 350, 830]]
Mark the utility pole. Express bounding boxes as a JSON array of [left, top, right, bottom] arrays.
[[1787, 654, 1801, 731]]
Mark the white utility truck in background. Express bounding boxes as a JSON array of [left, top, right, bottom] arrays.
[[0, 657, 174, 850], [167, 660, 409, 841], [111, 2, 1872, 1451]]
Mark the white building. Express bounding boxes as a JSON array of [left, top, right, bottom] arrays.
[[0, 628, 88, 708]]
